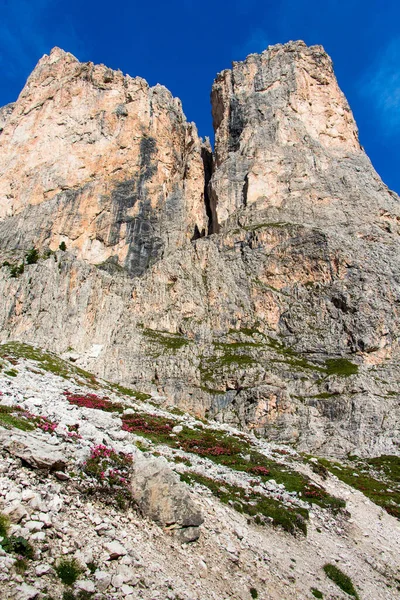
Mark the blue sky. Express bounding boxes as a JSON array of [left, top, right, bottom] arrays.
[[0, 0, 399, 193]]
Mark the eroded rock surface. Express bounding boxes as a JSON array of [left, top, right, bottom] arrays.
[[0, 47, 208, 275], [0, 42, 399, 456]]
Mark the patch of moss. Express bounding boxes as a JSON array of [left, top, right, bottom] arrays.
[[266, 338, 325, 373], [141, 328, 190, 351], [4, 368, 18, 377], [2, 535, 34, 559], [55, 557, 83, 586], [0, 342, 98, 386], [323, 564, 359, 599], [242, 221, 289, 232], [181, 472, 308, 535], [108, 382, 151, 401], [325, 358, 359, 377], [0, 513, 10, 537], [0, 406, 35, 431], [311, 588, 323, 599]]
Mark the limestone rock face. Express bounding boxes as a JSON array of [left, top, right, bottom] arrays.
[[0, 47, 208, 275], [210, 41, 398, 233], [0, 41, 399, 457]]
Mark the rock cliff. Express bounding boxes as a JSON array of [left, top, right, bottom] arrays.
[[0, 47, 208, 275], [0, 42, 399, 457]]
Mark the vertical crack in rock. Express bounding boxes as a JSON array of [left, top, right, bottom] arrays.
[[201, 144, 219, 235]]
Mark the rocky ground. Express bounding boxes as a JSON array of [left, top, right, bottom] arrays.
[[0, 343, 399, 600]]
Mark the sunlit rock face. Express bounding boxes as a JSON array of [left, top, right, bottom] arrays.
[[210, 41, 397, 233], [0, 42, 399, 457], [0, 47, 208, 275]]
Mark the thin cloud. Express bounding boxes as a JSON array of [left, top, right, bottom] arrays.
[[362, 38, 400, 134]]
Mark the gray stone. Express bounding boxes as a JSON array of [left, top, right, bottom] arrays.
[[130, 454, 203, 540], [0, 430, 66, 471]]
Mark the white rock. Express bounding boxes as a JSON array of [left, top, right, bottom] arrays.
[[31, 531, 46, 541], [35, 563, 52, 576], [15, 583, 39, 599], [111, 573, 124, 588], [21, 490, 36, 502], [94, 570, 112, 591], [172, 425, 183, 434], [3, 501, 28, 523], [75, 579, 95, 593], [121, 584, 135, 594], [25, 520, 44, 532], [5, 490, 21, 502], [105, 541, 127, 559]]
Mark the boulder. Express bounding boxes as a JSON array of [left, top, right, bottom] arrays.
[[0, 430, 67, 471], [130, 454, 203, 542]]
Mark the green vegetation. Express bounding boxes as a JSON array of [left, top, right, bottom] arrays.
[[242, 221, 290, 232], [0, 512, 10, 537], [14, 557, 28, 573], [0, 342, 98, 386], [250, 588, 258, 599], [323, 564, 359, 598], [141, 328, 190, 352], [0, 406, 35, 431], [325, 358, 359, 377], [10, 263, 24, 277], [311, 588, 323, 599], [181, 472, 308, 536], [1, 534, 34, 559], [316, 455, 400, 519], [266, 337, 325, 373], [108, 382, 151, 401], [4, 368, 18, 377], [86, 561, 97, 574], [59, 241, 67, 251], [55, 557, 83, 585], [25, 247, 39, 265], [121, 411, 344, 512]]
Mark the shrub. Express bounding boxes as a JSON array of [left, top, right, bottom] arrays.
[[323, 564, 359, 598], [55, 557, 83, 585], [26, 247, 39, 265], [10, 263, 24, 277], [311, 589, 323, 599], [2, 535, 34, 559], [0, 512, 10, 537], [81, 445, 133, 508], [250, 588, 258, 599], [59, 241, 67, 251]]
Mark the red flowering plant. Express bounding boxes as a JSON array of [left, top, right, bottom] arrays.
[[81, 444, 133, 509], [63, 391, 124, 413], [248, 466, 271, 477], [19, 410, 58, 434]]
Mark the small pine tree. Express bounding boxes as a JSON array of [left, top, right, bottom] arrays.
[[26, 248, 39, 265], [59, 241, 67, 251]]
